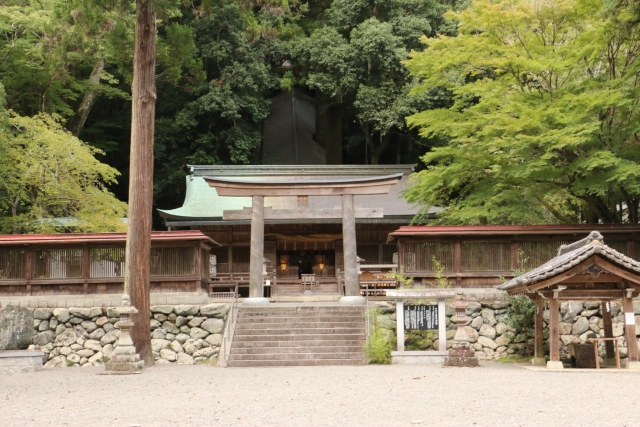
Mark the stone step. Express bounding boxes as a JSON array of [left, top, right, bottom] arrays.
[[231, 345, 363, 355], [235, 316, 365, 324], [235, 321, 364, 330], [229, 352, 363, 361], [239, 306, 365, 314], [234, 327, 365, 336], [227, 358, 365, 367], [232, 339, 364, 348], [233, 333, 365, 342]]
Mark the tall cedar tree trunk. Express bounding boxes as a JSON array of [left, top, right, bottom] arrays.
[[69, 58, 106, 137], [124, 0, 156, 366]]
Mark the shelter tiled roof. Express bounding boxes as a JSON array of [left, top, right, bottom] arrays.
[[498, 231, 640, 291]]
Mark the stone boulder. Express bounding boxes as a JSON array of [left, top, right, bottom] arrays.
[[466, 302, 482, 316], [150, 305, 174, 315], [470, 316, 483, 330], [200, 318, 224, 335], [161, 321, 180, 335], [174, 305, 199, 317], [190, 327, 209, 340], [160, 349, 177, 361], [176, 352, 195, 364], [100, 330, 119, 346], [69, 307, 101, 320], [464, 326, 479, 343], [187, 317, 205, 327], [84, 340, 102, 352], [572, 317, 589, 335], [479, 324, 497, 340], [33, 330, 56, 347], [34, 308, 53, 320], [559, 322, 573, 335], [200, 303, 230, 318], [481, 308, 497, 326], [53, 308, 71, 323], [175, 333, 190, 344], [482, 301, 510, 310], [0, 305, 35, 350], [477, 336, 498, 350], [44, 355, 68, 368], [53, 329, 79, 348], [205, 334, 222, 347], [151, 338, 171, 353]]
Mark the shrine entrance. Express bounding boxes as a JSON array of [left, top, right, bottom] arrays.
[[203, 174, 402, 305]]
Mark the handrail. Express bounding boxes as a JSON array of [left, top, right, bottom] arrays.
[[218, 283, 239, 367]]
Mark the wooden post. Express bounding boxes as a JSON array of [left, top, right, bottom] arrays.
[[548, 297, 561, 368], [341, 194, 362, 303], [601, 301, 616, 365], [396, 299, 405, 352], [247, 195, 266, 303], [533, 297, 545, 366], [82, 246, 90, 295], [454, 240, 462, 286], [623, 296, 639, 363], [25, 250, 33, 296], [124, 0, 156, 366]]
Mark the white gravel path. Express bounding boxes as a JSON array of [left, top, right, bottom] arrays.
[[1, 362, 639, 427]]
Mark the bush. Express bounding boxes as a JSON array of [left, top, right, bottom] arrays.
[[364, 328, 392, 364]]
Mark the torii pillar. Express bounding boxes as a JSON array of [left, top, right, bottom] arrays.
[[203, 174, 403, 306]]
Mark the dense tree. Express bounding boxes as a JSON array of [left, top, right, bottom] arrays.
[[0, 83, 127, 234], [405, 0, 640, 224]]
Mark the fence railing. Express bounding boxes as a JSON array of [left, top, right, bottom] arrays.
[[218, 284, 239, 368]]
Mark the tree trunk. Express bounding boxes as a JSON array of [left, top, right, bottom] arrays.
[[69, 58, 106, 137], [124, 0, 156, 366]]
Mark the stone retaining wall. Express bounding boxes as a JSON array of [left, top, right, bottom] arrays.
[[27, 304, 230, 368], [374, 300, 640, 360]]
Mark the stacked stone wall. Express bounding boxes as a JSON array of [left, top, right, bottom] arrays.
[[375, 300, 640, 360], [25, 304, 230, 367]]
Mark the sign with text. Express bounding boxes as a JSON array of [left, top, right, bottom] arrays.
[[404, 305, 438, 330]]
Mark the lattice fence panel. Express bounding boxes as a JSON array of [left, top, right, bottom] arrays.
[[404, 242, 454, 273], [461, 242, 511, 272], [0, 250, 26, 280], [150, 247, 195, 276]]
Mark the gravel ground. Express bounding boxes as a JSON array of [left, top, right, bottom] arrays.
[[1, 362, 639, 427]]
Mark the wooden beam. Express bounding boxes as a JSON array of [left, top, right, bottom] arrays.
[[623, 296, 639, 362], [602, 301, 615, 363], [593, 256, 640, 286], [223, 206, 384, 220], [510, 259, 596, 294], [538, 290, 635, 300], [561, 274, 623, 283], [534, 298, 545, 364], [549, 298, 560, 362]]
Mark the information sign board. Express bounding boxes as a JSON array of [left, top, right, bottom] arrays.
[[403, 305, 438, 330]]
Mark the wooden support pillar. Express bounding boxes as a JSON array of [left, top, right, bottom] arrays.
[[246, 195, 268, 305], [454, 240, 462, 287], [623, 296, 639, 364], [396, 299, 405, 352], [547, 297, 562, 368], [340, 194, 364, 304], [601, 301, 616, 365], [533, 298, 546, 366]]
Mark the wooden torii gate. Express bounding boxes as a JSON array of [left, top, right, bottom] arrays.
[[204, 174, 403, 306], [499, 231, 640, 369]]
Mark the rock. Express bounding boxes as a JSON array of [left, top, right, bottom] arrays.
[[180, 325, 190, 334], [150, 319, 161, 329], [151, 339, 171, 352], [102, 344, 114, 358], [187, 317, 205, 328], [477, 336, 498, 350], [495, 322, 509, 336], [33, 330, 56, 346], [84, 339, 102, 352], [572, 317, 590, 335], [49, 318, 58, 329], [560, 335, 579, 345], [160, 348, 177, 361], [190, 327, 209, 340], [55, 324, 66, 336], [70, 343, 83, 351], [482, 301, 509, 310], [103, 323, 115, 333], [44, 355, 68, 368], [60, 346, 72, 356], [479, 324, 497, 340], [0, 305, 35, 350], [176, 352, 195, 364], [166, 333, 176, 341], [67, 353, 81, 364], [152, 328, 167, 339], [481, 308, 497, 326], [470, 316, 484, 330], [69, 307, 101, 320], [49, 348, 60, 358], [610, 302, 621, 317], [579, 331, 596, 342], [100, 330, 119, 346], [170, 340, 184, 353], [168, 313, 177, 322], [634, 301, 640, 315], [155, 358, 171, 364], [372, 301, 395, 314], [174, 305, 199, 316], [472, 342, 483, 351], [154, 313, 168, 322], [483, 348, 495, 357], [613, 322, 624, 337], [193, 347, 216, 358], [34, 308, 53, 320], [106, 307, 120, 318], [582, 309, 598, 318], [34, 319, 41, 328], [175, 333, 190, 344], [88, 352, 103, 364], [205, 334, 222, 347], [161, 321, 180, 335], [54, 329, 78, 347], [194, 357, 207, 363], [466, 302, 482, 315], [589, 317, 601, 333], [464, 326, 479, 343], [175, 316, 188, 327], [495, 334, 511, 347], [95, 317, 109, 327], [562, 301, 583, 322], [52, 308, 71, 323], [89, 328, 105, 340], [151, 305, 174, 315], [559, 322, 573, 335], [76, 349, 95, 358], [201, 318, 224, 334], [68, 317, 83, 325]]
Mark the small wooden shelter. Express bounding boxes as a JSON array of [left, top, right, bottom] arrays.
[[498, 231, 640, 369]]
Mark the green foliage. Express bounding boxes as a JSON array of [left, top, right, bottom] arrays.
[[364, 308, 393, 364], [503, 295, 535, 356], [405, 330, 435, 350], [427, 256, 450, 288], [0, 96, 127, 233], [405, 0, 640, 225], [389, 270, 415, 288]]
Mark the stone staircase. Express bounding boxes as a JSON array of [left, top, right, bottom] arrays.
[[227, 305, 367, 367]]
